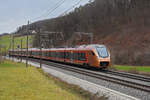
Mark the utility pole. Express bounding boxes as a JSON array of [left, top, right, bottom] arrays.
[[4, 46, 6, 60], [8, 36, 12, 59], [5, 46, 6, 56], [20, 39, 22, 62], [39, 29, 42, 68], [12, 35, 14, 61], [26, 21, 29, 68], [91, 33, 93, 44], [0, 45, 1, 63]]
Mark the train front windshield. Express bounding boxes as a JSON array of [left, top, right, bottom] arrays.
[[96, 47, 109, 58]]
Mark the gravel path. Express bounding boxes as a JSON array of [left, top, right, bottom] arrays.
[[42, 63, 150, 100], [7, 57, 149, 100]]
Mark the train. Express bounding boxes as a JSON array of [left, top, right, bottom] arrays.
[[8, 44, 111, 69]]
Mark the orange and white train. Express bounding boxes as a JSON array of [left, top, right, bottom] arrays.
[[9, 44, 111, 69]]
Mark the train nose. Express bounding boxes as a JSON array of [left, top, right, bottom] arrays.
[[100, 62, 109, 67]]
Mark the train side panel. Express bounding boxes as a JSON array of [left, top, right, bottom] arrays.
[[87, 50, 100, 67]]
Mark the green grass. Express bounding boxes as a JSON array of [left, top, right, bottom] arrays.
[[113, 65, 150, 72], [0, 60, 87, 100], [0, 35, 33, 53]]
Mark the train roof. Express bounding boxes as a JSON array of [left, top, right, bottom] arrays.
[[9, 44, 107, 51]]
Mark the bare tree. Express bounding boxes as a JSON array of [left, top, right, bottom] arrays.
[[17, 0, 150, 65]]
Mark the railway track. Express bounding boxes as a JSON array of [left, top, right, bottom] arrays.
[[105, 70, 150, 83], [26, 57, 150, 93]]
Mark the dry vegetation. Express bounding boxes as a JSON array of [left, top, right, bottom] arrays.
[[111, 65, 150, 76], [0, 60, 107, 100], [16, 0, 150, 66], [38, 69, 108, 100]]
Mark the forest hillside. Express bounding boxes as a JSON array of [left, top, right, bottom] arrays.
[[15, 0, 150, 65]]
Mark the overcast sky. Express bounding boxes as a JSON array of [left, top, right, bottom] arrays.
[[0, 0, 89, 34]]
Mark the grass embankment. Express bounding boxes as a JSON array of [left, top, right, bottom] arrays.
[[0, 35, 33, 53], [112, 65, 150, 76], [113, 65, 150, 72], [0, 60, 105, 100]]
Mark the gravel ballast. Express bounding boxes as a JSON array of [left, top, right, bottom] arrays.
[[7, 57, 141, 100]]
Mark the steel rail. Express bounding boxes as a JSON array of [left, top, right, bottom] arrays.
[[27, 58, 150, 93], [105, 70, 150, 83]]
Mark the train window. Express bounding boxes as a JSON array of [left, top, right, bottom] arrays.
[[54, 52, 56, 58], [43, 52, 45, 56], [65, 52, 70, 59], [79, 53, 86, 61], [91, 51, 95, 56], [69, 53, 71, 59], [78, 53, 81, 60], [62, 52, 65, 58], [52, 52, 55, 57], [32, 51, 34, 56], [72, 53, 75, 60], [44, 52, 47, 57], [57, 52, 59, 58], [44, 52, 46, 57], [59, 52, 61, 58], [42, 52, 45, 57], [58, 52, 61, 58], [50, 52, 52, 57], [49, 51, 51, 57], [72, 53, 78, 60], [73, 53, 75, 60], [34, 52, 36, 56], [72, 53, 74, 59], [69, 52, 71, 59], [96, 47, 109, 58], [35, 52, 37, 56], [47, 52, 49, 57], [28, 51, 30, 56], [55, 52, 57, 58], [61, 52, 63, 58], [67, 52, 69, 59], [50, 52, 53, 57], [28, 51, 30, 55], [65, 52, 67, 59], [36, 52, 39, 56]]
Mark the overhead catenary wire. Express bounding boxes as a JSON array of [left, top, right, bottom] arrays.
[[31, 0, 84, 22], [45, 0, 67, 17], [31, 0, 67, 21], [10, 0, 85, 32], [59, 0, 83, 17], [11, 0, 87, 68]]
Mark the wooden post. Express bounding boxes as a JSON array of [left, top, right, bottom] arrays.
[[20, 39, 22, 62], [26, 21, 29, 68], [39, 29, 42, 68], [12, 35, 14, 62]]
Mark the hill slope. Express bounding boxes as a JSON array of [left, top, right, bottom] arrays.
[[0, 35, 33, 53], [15, 0, 150, 65]]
